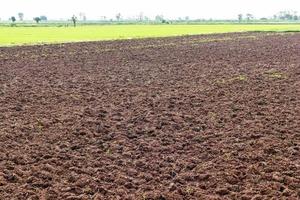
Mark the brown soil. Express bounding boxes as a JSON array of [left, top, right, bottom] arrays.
[[0, 32, 299, 200]]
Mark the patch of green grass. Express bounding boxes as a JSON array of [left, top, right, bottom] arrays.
[[1, 24, 300, 46], [36, 119, 44, 132], [215, 79, 227, 84], [232, 75, 247, 81], [215, 74, 247, 85], [269, 73, 284, 78], [265, 70, 286, 79]]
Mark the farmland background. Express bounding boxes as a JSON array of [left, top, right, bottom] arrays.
[[1, 23, 300, 46]]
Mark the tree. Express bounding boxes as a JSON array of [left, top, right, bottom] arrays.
[[138, 12, 144, 21], [144, 16, 149, 21], [155, 15, 164, 22], [71, 15, 77, 27], [238, 14, 243, 22], [40, 16, 47, 21], [116, 13, 121, 21], [278, 11, 298, 20], [246, 13, 254, 21], [293, 15, 299, 20], [10, 16, 16, 23], [79, 12, 87, 21], [33, 17, 41, 23], [18, 13, 24, 21]]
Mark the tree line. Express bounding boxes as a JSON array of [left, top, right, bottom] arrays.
[[8, 12, 47, 24], [237, 11, 300, 22], [3, 10, 300, 26]]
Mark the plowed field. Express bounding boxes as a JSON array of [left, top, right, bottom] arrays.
[[0, 32, 299, 199]]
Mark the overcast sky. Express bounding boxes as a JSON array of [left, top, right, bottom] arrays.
[[0, 0, 299, 20]]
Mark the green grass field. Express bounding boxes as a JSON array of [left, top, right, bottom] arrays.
[[1, 24, 300, 46]]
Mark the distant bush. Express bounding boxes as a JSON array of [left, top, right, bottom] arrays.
[[10, 16, 16, 23], [33, 17, 41, 23]]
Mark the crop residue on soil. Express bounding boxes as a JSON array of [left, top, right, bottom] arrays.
[[0, 32, 299, 199]]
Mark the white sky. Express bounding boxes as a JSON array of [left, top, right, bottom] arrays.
[[0, 0, 299, 20]]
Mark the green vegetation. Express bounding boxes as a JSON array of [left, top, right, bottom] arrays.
[[1, 24, 300, 46], [232, 75, 247, 81], [265, 70, 286, 79]]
